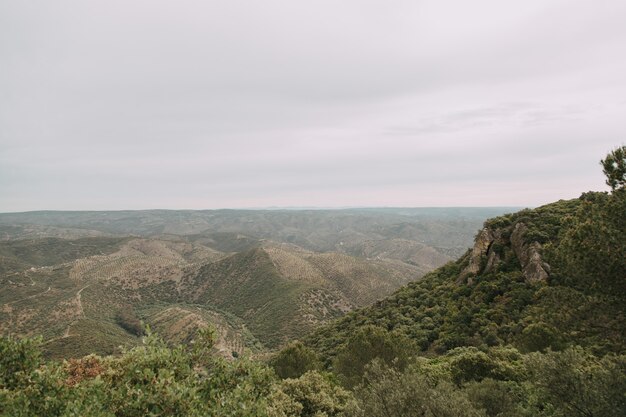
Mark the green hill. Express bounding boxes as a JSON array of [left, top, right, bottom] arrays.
[[305, 189, 626, 361], [179, 244, 421, 348], [0, 234, 422, 357]]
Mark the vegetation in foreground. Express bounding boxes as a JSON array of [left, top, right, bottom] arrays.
[[2, 326, 624, 416], [1, 146, 625, 416]]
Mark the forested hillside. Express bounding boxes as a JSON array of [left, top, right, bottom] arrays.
[[305, 190, 625, 359]]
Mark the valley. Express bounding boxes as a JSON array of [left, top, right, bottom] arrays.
[[0, 208, 514, 358]]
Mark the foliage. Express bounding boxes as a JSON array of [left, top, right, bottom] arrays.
[[525, 347, 626, 417], [347, 359, 486, 417], [448, 347, 497, 385], [271, 371, 355, 417], [551, 190, 626, 296], [0, 335, 43, 390], [270, 341, 322, 379], [464, 378, 528, 417], [601, 145, 626, 190], [517, 322, 563, 353], [0, 331, 354, 417], [332, 325, 417, 388], [115, 308, 145, 336]]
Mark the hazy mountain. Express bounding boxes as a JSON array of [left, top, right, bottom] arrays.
[[0, 208, 516, 357]]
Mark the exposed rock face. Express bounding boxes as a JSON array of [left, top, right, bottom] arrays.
[[457, 228, 494, 283], [459, 222, 549, 284], [510, 223, 550, 283]]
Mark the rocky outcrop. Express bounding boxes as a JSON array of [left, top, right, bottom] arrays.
[[457, 228, 495, 284], [510, 223, 550, 283], [458, 222, 549, 284]]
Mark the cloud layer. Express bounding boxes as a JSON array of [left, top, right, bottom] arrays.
[[1, 0, 625, 211]]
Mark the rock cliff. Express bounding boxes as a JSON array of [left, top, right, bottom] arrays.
[[459, 221, 549, 284]]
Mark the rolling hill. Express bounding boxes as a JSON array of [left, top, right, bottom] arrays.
[[0, 207, 515, 358], [305, 191, 626, 361]]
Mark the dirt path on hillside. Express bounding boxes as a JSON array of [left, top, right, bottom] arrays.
[[3, 286, 51, 306], [47, 284, 91, 343], [75, 285, 89, 318]]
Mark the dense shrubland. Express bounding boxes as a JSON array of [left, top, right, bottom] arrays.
[[0, 329, 355, 416], [2, 330, 623, 416]]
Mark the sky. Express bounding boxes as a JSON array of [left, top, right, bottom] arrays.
[[1, 0, 625, 212]]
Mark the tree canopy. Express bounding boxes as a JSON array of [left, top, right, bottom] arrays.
[[601, 145, 626, 191]]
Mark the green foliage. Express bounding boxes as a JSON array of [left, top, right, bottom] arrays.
[[601, 145, 626, 190], [464, 378, 528, 417], [446, 346, 526, 385], [102, 331, 200, 416], [0, 332, 357, 417], [448, 347, 497, 385], [551, 190, 626, 296], [271, 371, 355, 417], [1, 363, 74, 417], [0, 335, 42, 390], [517, 322, 563, 353], [526, 347, 626, 417], [270, 341, 322, 379], [348, 359, 486, 417], [333, 325, 417, 388], [115, 308, 145, 336], [199, 357, 278, 416]]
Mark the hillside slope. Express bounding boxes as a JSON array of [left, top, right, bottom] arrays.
[[178, 244, 421, 347], [0, 236, 258, 359], [0, 234, 422, 356], [306, 190, 626, 360]]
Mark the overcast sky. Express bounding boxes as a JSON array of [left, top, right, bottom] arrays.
[[1, 0, 625, 211]]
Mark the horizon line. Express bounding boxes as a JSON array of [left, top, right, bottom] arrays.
[[0, 205, 530, 215]]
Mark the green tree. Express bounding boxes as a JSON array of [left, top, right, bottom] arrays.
[[601, 145, 626, 191], [333, 325, 417, 388], [517, 322, 564, 353], [0, 335, 42, 390], [525, 347, 626, 417], [448, 347, 497, 385], [270, 341, 322, 379], [270, 371, 355, 417], [348, 359, 486, 417], [465, 378, 528, 417], [553, 190, 626, 296]]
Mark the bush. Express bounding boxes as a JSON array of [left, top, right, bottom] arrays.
[[348, 359, 486, 417], [271, 371, 355, 417], [270, 341, 322, 379], [115, 308, 144, 336], [448, 347, 496, 385], [333, 325, 417, 388], [525, 347, 626, 417], [517, 322, 563, 353]]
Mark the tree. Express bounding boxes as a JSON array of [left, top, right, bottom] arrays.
[[348, 359, 486, 417], [448, 347, 497, 385], [525, 347, 626, 417], [553, 190, 626, 296], [601, 145, 626, 191], [270, 341, 322, 379], [270, 371, 355, 417], [333, 325, 417, 388]]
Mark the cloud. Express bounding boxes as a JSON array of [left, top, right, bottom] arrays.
[[1, 0, 625, 211]]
